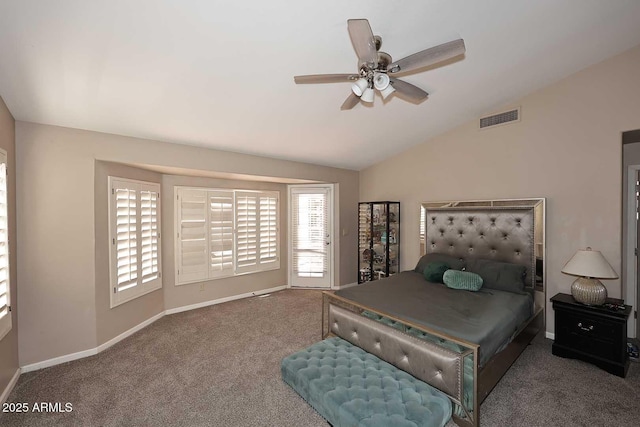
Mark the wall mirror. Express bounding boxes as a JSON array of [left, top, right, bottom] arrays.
[[419, 198, 546, 292]]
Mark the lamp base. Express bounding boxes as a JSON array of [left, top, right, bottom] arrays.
[[571, 277, 607, 305]]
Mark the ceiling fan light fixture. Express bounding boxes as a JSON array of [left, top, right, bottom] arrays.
[[379, 83, 396, 100], [373, 73, 390, 90], [351, 78, 369, 96], [361, 87, 375, 103]]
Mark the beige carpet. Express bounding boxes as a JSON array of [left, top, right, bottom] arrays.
[[1, 289, 638, 426]]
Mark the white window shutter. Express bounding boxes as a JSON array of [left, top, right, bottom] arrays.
[[208, 191, 234, 278], [114, 187, 138, 292], [140, 187, 160, 283], [235, 192, 258, 273], [419, 205, 426, 244], [175, 186, 280, 283], [259, 194, 279, 268], [109, 178, 162, 307], [0, 155, 10, 340], [177, 188, 209, 284]]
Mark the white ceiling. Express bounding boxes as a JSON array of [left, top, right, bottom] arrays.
[[1, 1, 640, 170]]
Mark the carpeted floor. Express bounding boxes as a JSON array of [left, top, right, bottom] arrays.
[[1, 289, 638, 426]]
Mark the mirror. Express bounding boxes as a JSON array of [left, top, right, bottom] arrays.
[[419, 198, 545, 292]]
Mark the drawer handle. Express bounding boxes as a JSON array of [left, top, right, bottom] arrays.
[[577, 322, 593, 332]]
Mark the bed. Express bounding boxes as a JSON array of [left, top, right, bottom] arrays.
[[323, 201, 545, 427]]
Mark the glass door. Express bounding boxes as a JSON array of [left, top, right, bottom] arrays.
[[289, 185, 333, 288]]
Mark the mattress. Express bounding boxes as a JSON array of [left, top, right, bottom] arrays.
[[335, 271, 533, 366]]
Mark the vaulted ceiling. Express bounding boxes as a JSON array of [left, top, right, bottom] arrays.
[[1, 1, 640, 170]]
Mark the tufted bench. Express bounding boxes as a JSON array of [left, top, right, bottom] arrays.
[[282, 336, 452, 427]]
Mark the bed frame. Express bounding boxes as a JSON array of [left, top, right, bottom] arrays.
[[323, 202, 546, 427]]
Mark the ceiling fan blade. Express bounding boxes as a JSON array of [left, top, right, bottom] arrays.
[[390, 79, 429, 103], [388, 39, 465, 74], [294, 74, 359, 84], [347, 19, 378, 66], [341, 92, 360, 110]]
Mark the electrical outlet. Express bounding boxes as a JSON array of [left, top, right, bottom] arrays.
[[199, 283, 205, 291]]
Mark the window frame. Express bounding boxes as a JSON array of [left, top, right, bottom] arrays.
[[175, 186, 280, 286], [0, 148, 11, 341], [108, 177, 162, 308]]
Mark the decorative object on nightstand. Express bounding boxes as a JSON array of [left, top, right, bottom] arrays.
[[561, 247, 618, 306]]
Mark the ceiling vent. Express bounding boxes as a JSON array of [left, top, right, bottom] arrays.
[[479, 107, 520, 130]]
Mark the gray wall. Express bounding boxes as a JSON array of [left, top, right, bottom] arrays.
[[16, 122, 359, 366], [0, 96, 18, 396]]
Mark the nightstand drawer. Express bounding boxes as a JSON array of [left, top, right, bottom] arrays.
[[557, 310, 616, 341], [555, 310, 619, 361]]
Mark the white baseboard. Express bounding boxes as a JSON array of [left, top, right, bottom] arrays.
[[545, 331, 555, 340], [165, 285, 287, 315], [96, 311, 165, 353], [21, 285, 287, 373], [333, 282, 358, 290], [0, 368, 21, 404], [21, 347, 98, 373]]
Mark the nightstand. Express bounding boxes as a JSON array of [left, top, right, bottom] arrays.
[[551, 293, 631, 377]]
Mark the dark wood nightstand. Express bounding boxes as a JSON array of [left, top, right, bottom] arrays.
[[551, 293, 631, 377]]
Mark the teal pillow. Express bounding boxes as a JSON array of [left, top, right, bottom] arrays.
[[423, 262, 450, 283], [443, 269, 483, 291]]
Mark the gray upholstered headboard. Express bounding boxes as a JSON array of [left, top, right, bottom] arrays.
[[424, 206, 536, 288]]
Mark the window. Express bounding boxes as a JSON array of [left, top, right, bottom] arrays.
[[291, 190, 328, 278], [108, 177, 162, 307], [419, 205, 426, 243], [175, 187, 279, 285], [419, 205, 426, 255], [0, 149, 10, 340]]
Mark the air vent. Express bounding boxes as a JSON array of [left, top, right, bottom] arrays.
[[479, 107, 520, 129]]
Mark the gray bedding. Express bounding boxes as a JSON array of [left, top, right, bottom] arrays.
[[335, 271, 533, 366]]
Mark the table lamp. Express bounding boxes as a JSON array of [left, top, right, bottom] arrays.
[[561, 247, 618, 305]]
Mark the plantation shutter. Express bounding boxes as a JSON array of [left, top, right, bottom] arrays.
[[175, 187, 280, 284], [259, 193, 279, 268], [209, 191, 234, 278], [419, 205, 426, 243], [291, 190, 328, 278], [109, 178, 162, 307], [114, 185, 138, 292], [235, 192, 258, 273], [177, 188, 208, 284], [0, 155, 10, 340], [140, 187, 160, 283]]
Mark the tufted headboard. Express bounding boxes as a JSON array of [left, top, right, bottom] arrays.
[[424, 206, 536, 289]]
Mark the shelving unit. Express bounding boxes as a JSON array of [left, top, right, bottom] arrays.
[[358, 201, 400, 284]]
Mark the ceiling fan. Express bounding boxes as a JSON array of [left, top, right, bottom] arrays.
[[294, 19, 465, 110]]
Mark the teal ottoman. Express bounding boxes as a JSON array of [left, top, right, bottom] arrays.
[[282, 337, 452, 427]]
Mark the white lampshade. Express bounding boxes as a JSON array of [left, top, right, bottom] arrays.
[[360, 87, 374, 103], [379, 84, 395, 100], [373, 73, 390, 90], [561, 247, 618, 279], [351, 78, 369, 96]]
